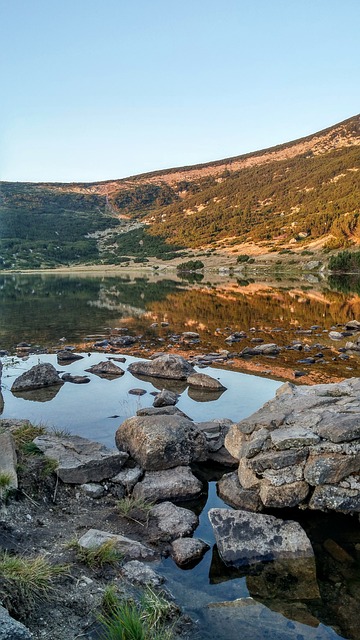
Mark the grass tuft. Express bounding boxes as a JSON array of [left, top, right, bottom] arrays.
[[12, 423, 46, 451], [117, 496, 154, 518], [68, 539, 122, 568]]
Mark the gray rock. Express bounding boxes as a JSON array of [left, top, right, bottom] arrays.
[[34, 434, 128, 483], [0, 432, 18, 490], [309, 485, 360, 512], [260, 480, 309, 508], [80, 483, 106, 498], [196, 418, 233, 452], [110, 335, 137, 346], [218, 472, 262, 511], [115, 414, 206, 470], [77, 528, 156, 561], [304, 452, 360, 485], [250, 448, 308, 473], [153, 388, 178, 407], [11, 362, 64, 392], [121, 560, 163, 586], [329, 331, 343, 340], [128, 354, 195, 380], [345, 319, 360, 330], [270, 427, 320, 449], [85, 361, 125, 376], [240, 428, 270, 458], [187, 372, 226, 391], [136, 405, 191, 419], [208, 508, 314, 566], [171, 537, 209, 566], [56, 350, 84, 362], [314, 413, 360, 443], [0, 605, 32, 639], [132, 466, 202, 502], [111, 466, 143, 492], [149, 501, 198, 540]]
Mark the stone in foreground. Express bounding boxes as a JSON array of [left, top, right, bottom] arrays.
[[78, 529, 156, 561], [115, 414, 206, 470], [132, 466, 202, 502], [0, 432, 18, 490], [34, 434, 128, 483], [208, 508, 314, 566], [149, 501, 198, 541], [0, 605, 31, 639], [171, 537, 209, 566], [128, 354, 195, 380], [11, 362, 64, 392]]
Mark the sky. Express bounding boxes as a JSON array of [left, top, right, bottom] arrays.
[[1, 0, 359, 183]]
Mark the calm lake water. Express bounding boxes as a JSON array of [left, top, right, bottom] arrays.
[[1, 270, 360, 640]]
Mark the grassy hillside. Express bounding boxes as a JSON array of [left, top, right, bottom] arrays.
[[1, 114, 359, 269]]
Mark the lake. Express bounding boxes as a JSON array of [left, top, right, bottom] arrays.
[[1, 270, 360, 639]]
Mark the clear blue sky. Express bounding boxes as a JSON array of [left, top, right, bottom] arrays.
[[1, 0, 359, 183]]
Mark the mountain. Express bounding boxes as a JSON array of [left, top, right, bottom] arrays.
[[1, 114, 359, 269]]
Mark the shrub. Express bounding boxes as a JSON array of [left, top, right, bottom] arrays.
[[176, 260, 204, 272], [329, 250, 360, 273], [236, 254, 250, 263]]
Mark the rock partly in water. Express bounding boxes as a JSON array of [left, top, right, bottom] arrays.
[[132, 466, 202, 502], [121, 560, 164, 587], [11, 363, 64, 392], [171, 537, 209, 566], [128, 354, 195, 380], [34, 434, 128, 484], [57, 351, 84, 362], [149, 501, 198, 541], [85, 361, 125, 377], [187, 373, 227, 391], [208, 508, 314, 566], [153, 388, 178, 407], [115, 414, 206, 470]]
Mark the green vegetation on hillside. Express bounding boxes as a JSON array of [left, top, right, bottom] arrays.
[[101, 227, 185, 263], [328, 250, 360, 273]]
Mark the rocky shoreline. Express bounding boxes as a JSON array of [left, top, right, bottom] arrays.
[[1, 354, 360, 639]]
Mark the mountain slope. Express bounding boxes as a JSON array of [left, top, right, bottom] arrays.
[[0, 114, 359, 268]]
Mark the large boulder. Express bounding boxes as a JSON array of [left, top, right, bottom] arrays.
[[208, 508, 314, 566], [115, 414, 206, 470], [11, 362, 64, 392], [34, 434, 128, 483], [132, 466, 202, 502], [128, 354, 195, 380]]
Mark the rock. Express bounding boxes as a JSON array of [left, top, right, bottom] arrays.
[[77, 528, 156, 561], [85, 361, 125, 376], [242, 343, 280, 356], [34, 434, 128, 483], [11, 362, 64, 392], [0, 360, 2, 386], [250, 448, 308, 473], [181, 331, 200, 341], [133, 466, 202, 502], [345, 320, 360, 330], [270, 427, 320, 450], [0, 605, 32, 639], [136, 406, 191, 419], [304, 452, 360, 485], [56, 351, 84, 362], [314, 413, 360, 443], [309, 485, 360, 513], [149, 501, 198, 540], [80, 483, 106, 498], [121, 560, 164, 586], [171, 537, 209, 566], [259, 480, 309, 508], [153, 388, 178, 407], [218, 472, 262, 511], [110, 335, 137, 346], [208, 508, 314, 566], [345, 341, 360, 351], [61, 373, 90, 384], [111, 466, 143, 492], [128, 354, 195, 380], [0, 432, 18, 490], [187, 372, 226, 391], [115, 414, 206, 470], [128, 388, 147, 396], [329, 331, 343, 340], [196, 418, 233, 452]]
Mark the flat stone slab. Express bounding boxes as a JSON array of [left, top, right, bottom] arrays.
[[0, 432, 18, 490], [133, 466, 202, 502], [34, 434, 128, 484], [208, 508, 314, 566], [78, 528, 156, 561]]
